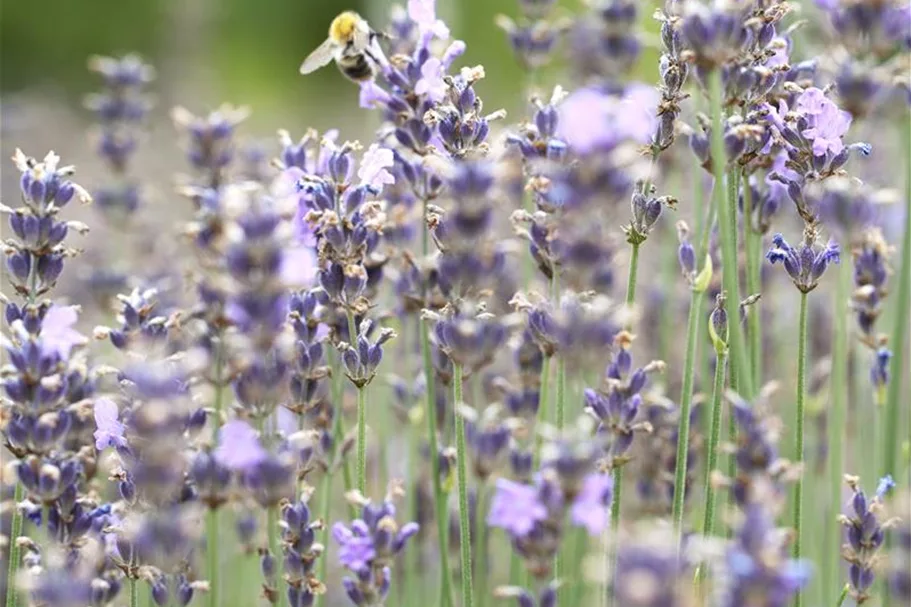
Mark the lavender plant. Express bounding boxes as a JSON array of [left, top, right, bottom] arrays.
[[3, 2, 910, 607]]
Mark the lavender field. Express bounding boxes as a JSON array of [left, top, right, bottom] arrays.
[[1, 1, 910, 607]]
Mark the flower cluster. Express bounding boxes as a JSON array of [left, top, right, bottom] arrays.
[[332, 489, 419, 606], [838, 474, 898, 604]]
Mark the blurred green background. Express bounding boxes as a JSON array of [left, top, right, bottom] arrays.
[[1, 0, 662, 136]]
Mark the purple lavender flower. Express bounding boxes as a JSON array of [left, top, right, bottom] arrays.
[[333, 522, 378, 570], [557, 85, 658, 154], [39, 305, 87, 358], [569, 472, 613, 535], [332, 490, 420, 606], [766, 226, 840, 293], [795, 88, 853, 157], [408, 0, 450, 41], [215, 420, 266, 471], [93, 397, 127, 451], [721, 504, 811, 607], [487, 478, 548, 537]]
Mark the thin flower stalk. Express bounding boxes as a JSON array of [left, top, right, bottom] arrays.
[[708, 68, 752, 400], [826, 260, 851, 607], [453, 362, 475, 607], [794, 290, 809, 607], [207, 341, 226, 607], [671, 290, 702, 544], [420, 188, 454, 607], [742, 169, 763, 390], [883, 111, 911, 480]]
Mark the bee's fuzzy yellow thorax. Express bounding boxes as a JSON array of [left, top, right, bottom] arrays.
[[330, 12, 360, 43]]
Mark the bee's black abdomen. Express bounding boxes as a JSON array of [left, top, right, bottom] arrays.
[[339, 54, 374, 82]]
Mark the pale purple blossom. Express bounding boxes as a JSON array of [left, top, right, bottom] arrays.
[[487, 478, 548, 537], [215, 420, 266, 471], [414, 57, 447, 103], [280, 245, 318, 288], [408, 0, 449, 40], [41, 305, 87, 358], [358, 144, 396, 189], [570, 472, 614, 535], [796, 88, 852, 156], [359, 81, 391, 110], [332, 522, 377, 570], [93, 397, 127, 451], [558, 85, 658, 153]]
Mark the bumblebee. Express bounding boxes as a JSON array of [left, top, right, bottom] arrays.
[[299, 11, 387, 82]]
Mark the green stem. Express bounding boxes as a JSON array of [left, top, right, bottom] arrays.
[[422, 318, 454, 607], [607, 467, 623, 605], [419, 194, 454, 607], [555, 354, 567, 606], [883, 110, 911, 481], [708, 68, 751, 400], [344, 312, 368, 495], [206, 508, 219, 607], [607, 236, 644, 605], [130, 577, 138, 607], [625, 242, 640, 311], [268, 505, 284, 607], [671, 289, 701, 545], [742, 170, 762, 390], [453, 363, 474, 607], [825, 261, 850, 607], [356, 386, 367, 494], [701, 347, 728, 545], [534, 355, 552, 466], [794, 290, 809, 607], [208, 337, 225, 607], [318, 351, 355, 604], [475, 481, 489, 607], [5, 483, 23, 607]]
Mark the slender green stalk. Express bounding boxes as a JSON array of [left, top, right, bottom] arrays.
[[356, 386, 367, 493], [671, 289, 701, 545], [883, 111, 911, 481], [206, 508, 219, 607], [534, 356, 552, 466], [793, 291, 809, 607], [318, 351, 354, 604], [825, 261, 850, 607], [345, 311, 369, 494], [555, 354, 566, 606], [207, 337, 225, 607], [607, 238, 644, 605], [607, 467, 623, 604], [420, 193, 454, 607], [130, 578, 138, 607], [708, 69, 752, 400], [475, 481, 489, 607], [742, 170, 763, 390], [268, 505, 285, 607], [701, 347, 729, 544], [453, 363, 475, 607], [5, 482, 24, 607], [556, 356, 566, 432], [625, 242, 641, 314]]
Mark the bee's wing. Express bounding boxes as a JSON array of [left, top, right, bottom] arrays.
[[299, 38, 338, 75]]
